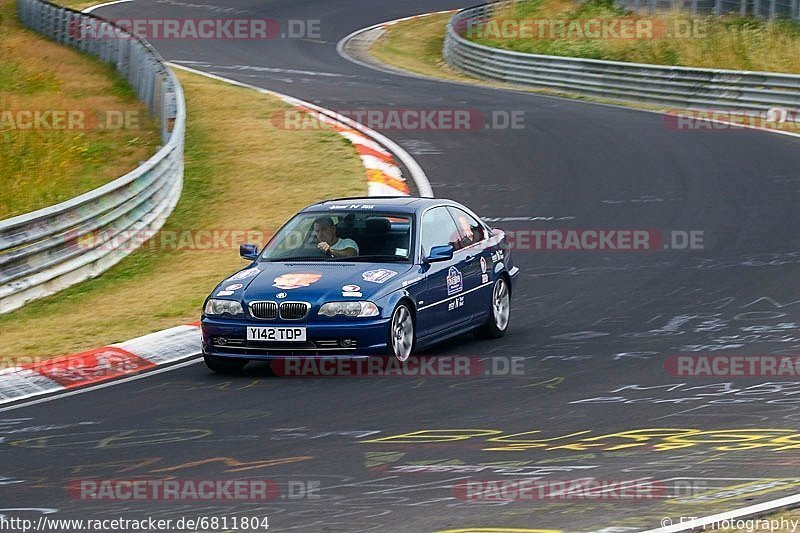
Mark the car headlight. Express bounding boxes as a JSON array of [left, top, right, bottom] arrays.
[[318, 301, 379, 317], [204, 299, 244, 316]]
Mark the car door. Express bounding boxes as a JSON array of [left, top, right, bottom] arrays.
[[416, 206, 470, 339], [447, 207, 492, 322]]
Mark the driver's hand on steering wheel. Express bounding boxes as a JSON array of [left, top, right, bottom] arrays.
[[317, 242, 334, 256]]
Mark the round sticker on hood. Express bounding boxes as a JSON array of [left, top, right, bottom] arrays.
[[225, 283, 244, 291], [342, 284, 361, 292], [273, 272, 322, 290]]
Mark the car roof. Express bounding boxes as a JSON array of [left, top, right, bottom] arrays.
[[301, 197, 461, 214]]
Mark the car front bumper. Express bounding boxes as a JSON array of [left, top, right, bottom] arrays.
[[201, 316, 392, 359]]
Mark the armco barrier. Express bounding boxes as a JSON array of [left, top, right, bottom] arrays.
[[0, 0, 185, 313], [444, 2, 800, 112]]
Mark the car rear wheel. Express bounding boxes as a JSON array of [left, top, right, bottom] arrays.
[[204, 354, 247, 373], [476, 276, 510, 339], [389, 303, 415, 362]]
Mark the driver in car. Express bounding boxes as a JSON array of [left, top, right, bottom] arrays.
[[314, 217, 359, 258]]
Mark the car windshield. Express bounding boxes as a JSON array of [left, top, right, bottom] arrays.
[[259, 211, 414, 262]]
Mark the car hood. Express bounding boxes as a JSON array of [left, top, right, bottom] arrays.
[[216, 261, 416, 303]]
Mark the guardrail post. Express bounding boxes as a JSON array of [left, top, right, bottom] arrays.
[[162, 87, 177, 143]]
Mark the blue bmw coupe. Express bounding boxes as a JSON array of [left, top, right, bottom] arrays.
[[201, 197, 519, 372]]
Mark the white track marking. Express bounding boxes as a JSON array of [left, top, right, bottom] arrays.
[[81, 0, 132, 13]]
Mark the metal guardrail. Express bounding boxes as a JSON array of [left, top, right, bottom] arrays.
[[618, 0, 800, 21], [444, 2, 800, 112], [0, 0, 185, 313]]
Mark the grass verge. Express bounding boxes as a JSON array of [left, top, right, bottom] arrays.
[[370, 12, 677, 109], [370, 13, 473, 83], [470, 0, 800, 72], [0, 0, 159, 219], [369, 10, 800, 132], [369, 11, 644, 101], [0, 69, 365, 361]]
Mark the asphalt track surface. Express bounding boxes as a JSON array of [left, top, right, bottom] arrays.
[[3, 1, 800, 531]]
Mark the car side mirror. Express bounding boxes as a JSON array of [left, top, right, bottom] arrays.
[[424, 244, 454, 263], [239, 243, 259, 261]]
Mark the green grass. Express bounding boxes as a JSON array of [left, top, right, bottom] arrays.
[[0, 0, 160, 219]]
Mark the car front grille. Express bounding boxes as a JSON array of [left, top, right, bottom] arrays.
[[250, 301, 278, 319], [280, 302, 311, 320]]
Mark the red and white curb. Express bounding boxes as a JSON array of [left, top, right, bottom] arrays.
[[0, 323, 201, 405]]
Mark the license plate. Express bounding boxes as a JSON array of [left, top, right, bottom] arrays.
[[247, 326, 307, 342]]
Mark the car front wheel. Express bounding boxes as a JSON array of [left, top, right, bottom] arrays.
[[204, 354, 247, 373], [388, 303, 415, 362], [476, 276, 510, 339]]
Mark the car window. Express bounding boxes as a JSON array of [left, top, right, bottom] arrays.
[[261, 211, 413, 261], [421, 207, 462, 256], [447, 207, 486, 248]]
